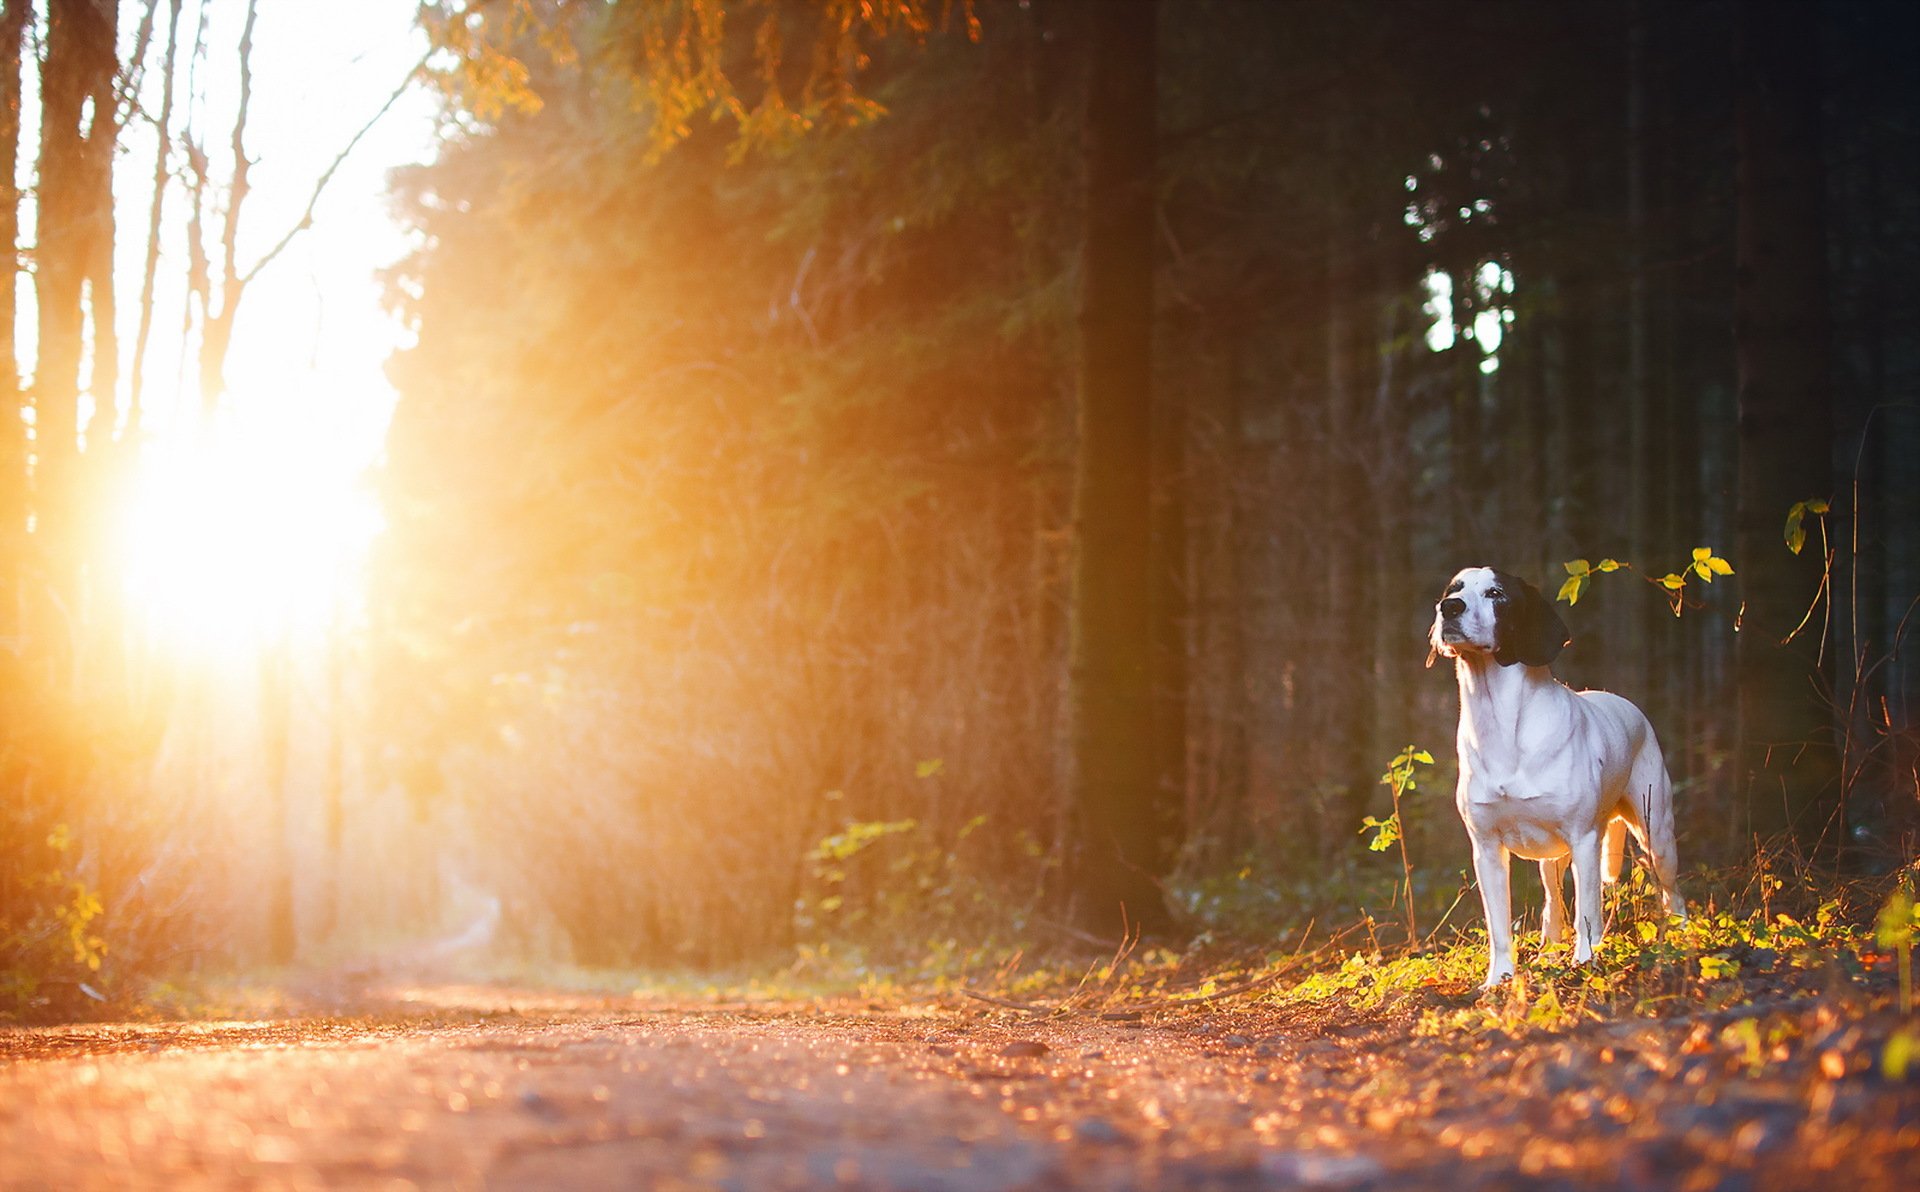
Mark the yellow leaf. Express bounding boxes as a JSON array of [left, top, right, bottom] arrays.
[[1557, 575, 1583, 605], [1884, 1029, 1915, 1081], [1660, 573, 1686, 591], [915, 759, 944, 779], [1597, 559, 1622, 572], [1708, 556, 1733, 576], [1693, 546, 1712, 562], [1564, 558, 1590, 576]]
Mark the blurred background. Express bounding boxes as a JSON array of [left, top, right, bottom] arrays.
[[2, 0, 1916, 1009]]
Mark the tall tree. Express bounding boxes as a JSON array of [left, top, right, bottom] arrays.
[[1065, 0, 1174, 938], [0, 0, 27, 606], [34, 0, 121, 593], [1732, 0, 1839, 849]]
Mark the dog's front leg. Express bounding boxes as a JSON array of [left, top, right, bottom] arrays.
[[1568, 829, 1605, 965], [1471, 837, 1515, 988]]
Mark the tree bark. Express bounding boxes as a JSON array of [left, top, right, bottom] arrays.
[[34, 0, 120, 592], [0, 0, 28, 608], [1065, 0, 1173, 939], [1732, 0, 1839, 850], [129, 0, 185, 427]]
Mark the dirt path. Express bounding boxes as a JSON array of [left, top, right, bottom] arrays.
[[1, 984, 1915, 1190]]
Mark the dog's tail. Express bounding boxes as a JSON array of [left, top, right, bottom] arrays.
[[1601, 816, 1629, 884]]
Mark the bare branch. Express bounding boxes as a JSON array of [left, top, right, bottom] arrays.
[[127, 0, 183, 426], [239, 48, 430, 288]]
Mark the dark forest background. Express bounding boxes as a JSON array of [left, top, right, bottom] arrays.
[[373, 0, 1920, 963], [7, 0, 1920, 995]]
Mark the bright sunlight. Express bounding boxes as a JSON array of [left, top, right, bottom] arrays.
[[116, 387, 383, 659]]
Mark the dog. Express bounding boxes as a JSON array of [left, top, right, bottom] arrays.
[[1429, 567, 1687, 988]]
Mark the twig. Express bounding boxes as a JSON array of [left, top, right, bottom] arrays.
[[239, 47, 431, 287], [959, 988, 1055, 1015]]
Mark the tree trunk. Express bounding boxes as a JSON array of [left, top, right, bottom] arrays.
[[1623, 0, 1653, 700], [0, 0, 28, 608], [261, 637, 296, 964], [34, 0, 120, 593], [1064, 0, 1172, 939], [129, 0, 186, 426], [1321, 103, 1373, 842], [1732, 0, 1838, 850]]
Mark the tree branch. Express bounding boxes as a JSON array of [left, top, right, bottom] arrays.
[[240, 49, 430, 288]]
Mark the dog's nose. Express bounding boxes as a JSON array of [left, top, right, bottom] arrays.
[[1440, 597, 1466, 618]]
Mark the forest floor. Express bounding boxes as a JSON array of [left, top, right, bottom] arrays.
[[2, 918, 1917, 1190]]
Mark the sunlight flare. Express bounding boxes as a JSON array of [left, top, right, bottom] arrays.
[[117, 394, 381, 659]]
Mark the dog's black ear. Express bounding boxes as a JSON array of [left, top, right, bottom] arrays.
[[1492, 571, 1570, 668]]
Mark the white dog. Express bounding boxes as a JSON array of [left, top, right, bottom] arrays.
[[1429, 567, 1687, 988]]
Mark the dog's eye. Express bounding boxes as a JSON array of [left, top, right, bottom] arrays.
[[1488, 589, 1506, 601]]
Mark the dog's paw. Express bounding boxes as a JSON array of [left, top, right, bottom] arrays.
[[1477, 971, 1515, 993]]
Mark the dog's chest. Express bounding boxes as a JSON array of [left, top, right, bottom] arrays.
[[1465, 791, 1575, 858], [1458, 767, 1583, 859]]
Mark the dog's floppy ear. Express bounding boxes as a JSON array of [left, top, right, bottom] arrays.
[[1491, 571, 1570, 668], [1425, 574, 1456, 669]]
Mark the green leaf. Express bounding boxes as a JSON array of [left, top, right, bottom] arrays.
[[1885, 1029, 1916, 1082], [1689, 547, 1732, 581], [1877, 890, 1915, 950], [1358, 814, 1400, 851], [1785, 503, 1808, 555], [1564, 558, 1590, 577], [1699, 954, 1740, 981]]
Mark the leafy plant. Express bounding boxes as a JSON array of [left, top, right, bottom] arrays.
[[1361, 746, 1434, 947], [1558, 547, 1733, 615], [1, 822, 109, 1013], [1783, 497, 1830, 557], [806, 818, 921, 914], [1875, 885, 1916, 1016]]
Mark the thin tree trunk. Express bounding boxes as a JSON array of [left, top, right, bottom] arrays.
[[35, 0, 119, 603], [261, 636, 296, 964], [1624, 0, 1653, 699], [0, 0, 28, 616], [1065, 0, 1172, 939], [1732, 0, 1839, 851], [130, 0, 185, 427], [1150, 321, 1188, 884], [1322, 102, 1372, 840], [199, 0, 259, 407]]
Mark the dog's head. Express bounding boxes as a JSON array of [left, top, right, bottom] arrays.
[[1427, 566, 1570, 669]]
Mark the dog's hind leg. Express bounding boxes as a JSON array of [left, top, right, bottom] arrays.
[[1539, 855, 1571, 946], [1622, 757, 1688, 923], [1601, 817, 1629, 883]]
